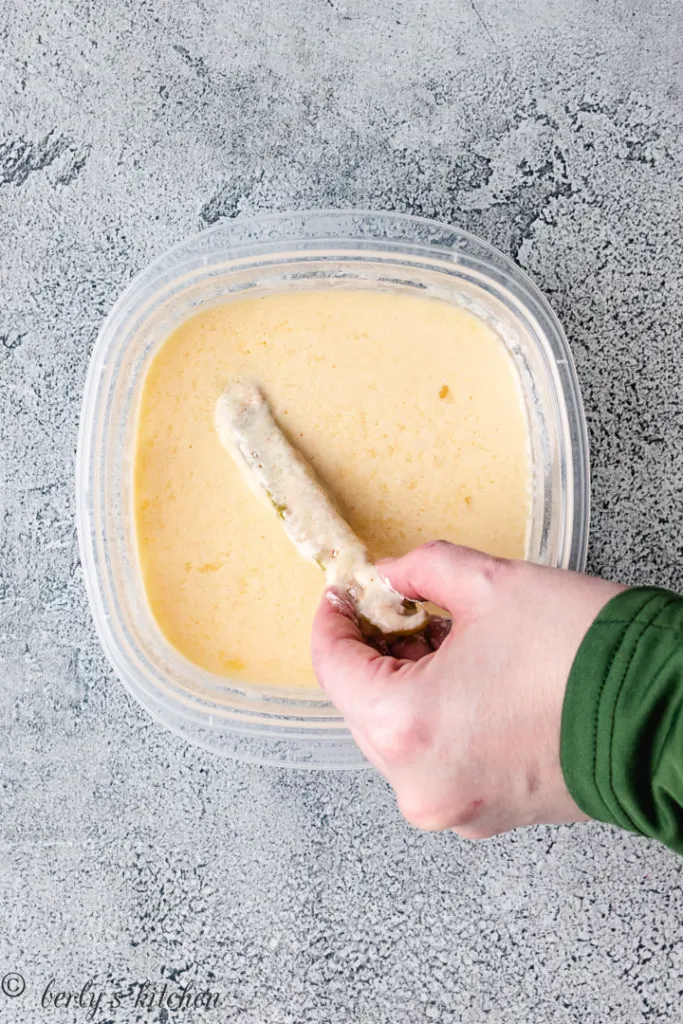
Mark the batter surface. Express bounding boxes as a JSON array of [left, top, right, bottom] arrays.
[[134, 289, 530, 688]]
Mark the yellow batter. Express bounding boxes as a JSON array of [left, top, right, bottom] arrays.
[[134, 289, 530, 688]]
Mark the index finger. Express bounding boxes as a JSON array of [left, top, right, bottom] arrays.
[[310, 589, 385, 707]]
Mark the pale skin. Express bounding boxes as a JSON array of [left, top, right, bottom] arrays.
[[311, 541, 625, 838]]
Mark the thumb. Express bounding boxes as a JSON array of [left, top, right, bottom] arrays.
[[310, 588, 384, 705], [378, 540, 504, 617]]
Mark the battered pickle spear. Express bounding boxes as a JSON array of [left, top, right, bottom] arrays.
[[214, 379, 428, 637]]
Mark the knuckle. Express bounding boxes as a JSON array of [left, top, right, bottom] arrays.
[[450, 797, 487, 829], [400, 801, 454, 832], [477, 553, 510, 586], [399, 793, 489, 834], [371, 710, 428, 766], [465, 552, 513, 612]]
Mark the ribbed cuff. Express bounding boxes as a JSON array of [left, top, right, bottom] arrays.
[[561, 586, 683, 835]]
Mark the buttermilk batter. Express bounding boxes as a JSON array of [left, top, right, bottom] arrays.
[[134, 289, 530, 687]]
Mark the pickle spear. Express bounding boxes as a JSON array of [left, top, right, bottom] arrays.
[[214, 379, 428, 637]]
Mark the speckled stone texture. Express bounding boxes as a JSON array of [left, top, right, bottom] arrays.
[[2, 0, 683, 1021]]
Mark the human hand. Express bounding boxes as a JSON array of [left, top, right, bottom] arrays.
[[311, 541, 624, 838]]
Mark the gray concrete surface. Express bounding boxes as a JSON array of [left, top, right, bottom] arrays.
[[2, 0, 683, 1021]]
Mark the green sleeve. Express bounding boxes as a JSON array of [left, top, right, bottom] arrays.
[[561, 586, 683, 853]]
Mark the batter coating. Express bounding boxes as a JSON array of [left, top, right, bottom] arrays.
[[215, 379, 428, 636]]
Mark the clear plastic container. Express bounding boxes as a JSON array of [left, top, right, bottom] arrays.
[[76, 210, 589, 769]]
